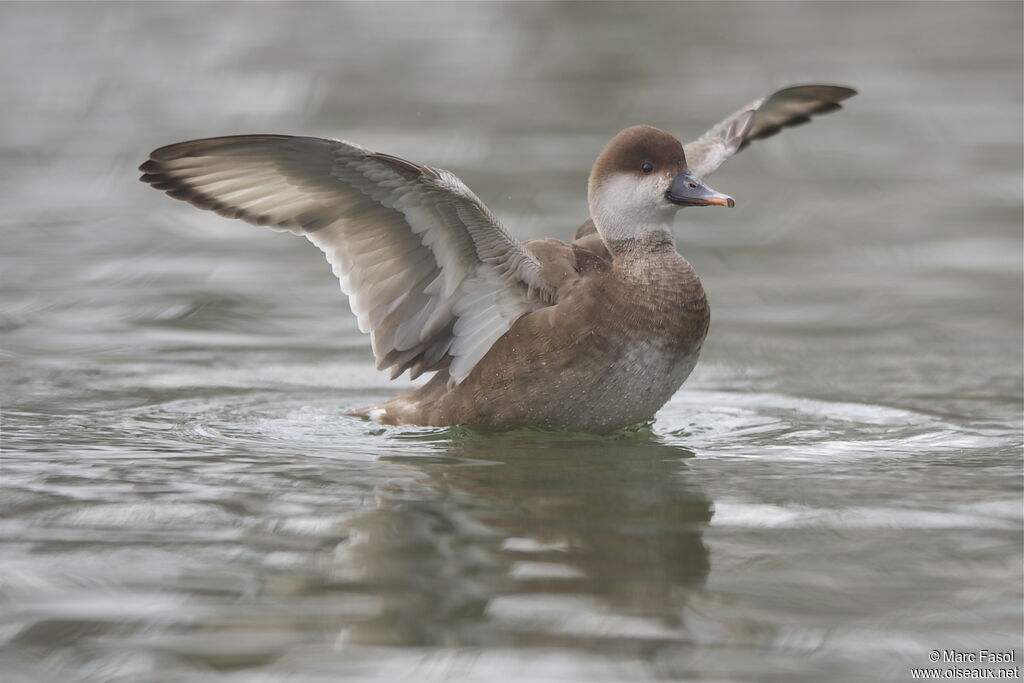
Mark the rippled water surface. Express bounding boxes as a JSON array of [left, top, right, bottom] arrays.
[[2, 3, 1022, 681]]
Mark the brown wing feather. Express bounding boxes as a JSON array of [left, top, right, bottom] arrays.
[[140, 134, 557, 383], [684, 84, 857, 178]]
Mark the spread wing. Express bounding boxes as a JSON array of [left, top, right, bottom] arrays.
[[140, 135, 556, 384], [684, 84, 857, 178]]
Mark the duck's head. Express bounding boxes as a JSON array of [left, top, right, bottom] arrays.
[[587, 125, 733, 244]]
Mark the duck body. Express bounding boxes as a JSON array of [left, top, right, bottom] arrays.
[[139, 84, 855, 434], [368, 232, 709, 432]]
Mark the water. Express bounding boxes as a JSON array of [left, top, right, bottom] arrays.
[[1, 2, 1021, 681]]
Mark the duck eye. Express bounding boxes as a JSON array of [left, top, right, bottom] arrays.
[[688, 182, 698, 189], [641, 162, 654, 174]]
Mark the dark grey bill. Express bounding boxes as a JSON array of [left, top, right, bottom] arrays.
[[666, 173, 735, 207]]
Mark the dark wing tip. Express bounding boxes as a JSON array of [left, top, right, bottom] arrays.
[[138, 158, 160, 174], [743, 84, 857, 146], [139, 175, 178, 191], [771, 84, 858, 103], [138, 160, 248, 222], [139, 158, 184, 190]]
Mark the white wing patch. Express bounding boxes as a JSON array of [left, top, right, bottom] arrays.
[[140, 135, 556, 384], [683, 84, 857, 179], [684, 109, 756, 179], [448, 267, 538, 383]]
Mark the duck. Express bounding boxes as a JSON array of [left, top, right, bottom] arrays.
[[140, 84, 855, 433]]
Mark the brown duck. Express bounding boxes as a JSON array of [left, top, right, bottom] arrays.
[[140, 84, 855, 433]]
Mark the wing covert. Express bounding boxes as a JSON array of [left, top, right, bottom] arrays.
[[684, 84, 857, 178], [140, 134, 556, 383]]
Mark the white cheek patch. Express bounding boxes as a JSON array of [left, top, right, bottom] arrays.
[[602, 172, 665, 206], [591, 173, 676, 242]]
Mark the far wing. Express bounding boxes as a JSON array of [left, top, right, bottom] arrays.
[[684, 84, 857, 178], [140, 135, 556, 383]]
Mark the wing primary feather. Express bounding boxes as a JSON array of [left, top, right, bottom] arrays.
[[684, 83, 856, 178], [140, 133, 559, 383]]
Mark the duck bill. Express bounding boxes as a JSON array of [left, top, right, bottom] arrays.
[[666, 173, 735, 208]]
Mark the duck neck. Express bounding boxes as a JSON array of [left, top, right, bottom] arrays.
[[589, 188, 680, 265], [598, 221, 679, 271], [603, 229, 673, 260]]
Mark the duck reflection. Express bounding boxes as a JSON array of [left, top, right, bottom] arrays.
[[334, 430, 712, 653]]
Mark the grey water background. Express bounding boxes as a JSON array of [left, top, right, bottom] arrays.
[[1, 2, 1022, 681]]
